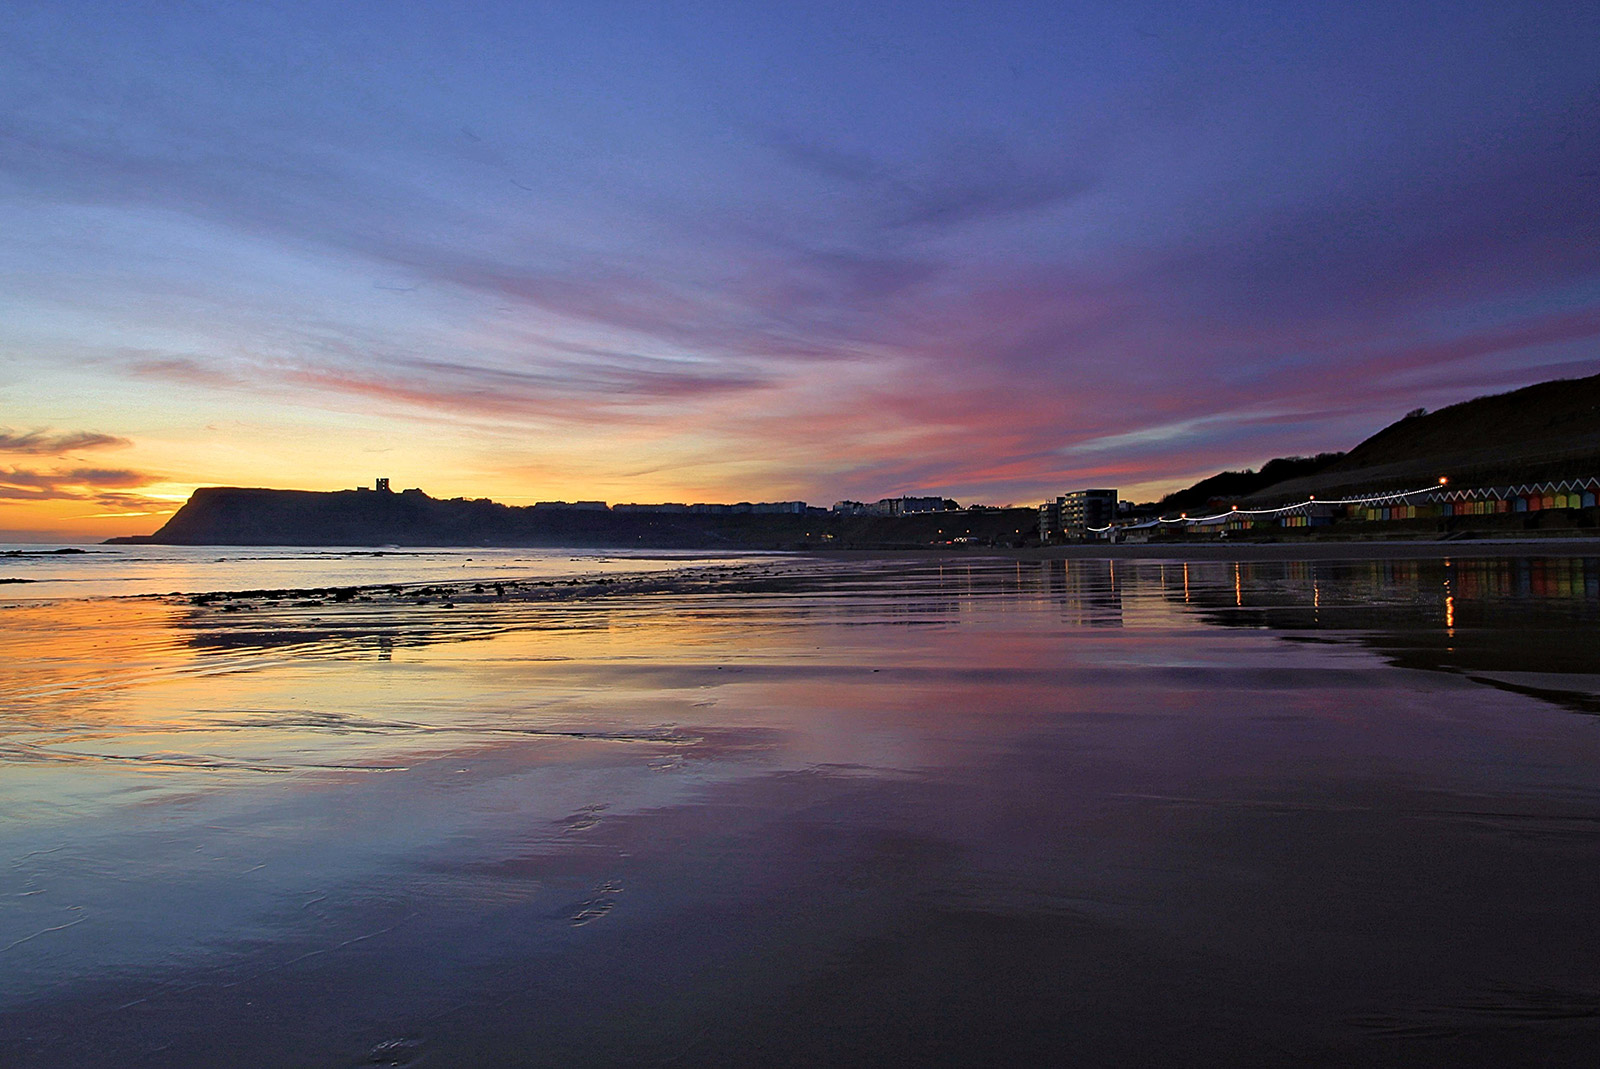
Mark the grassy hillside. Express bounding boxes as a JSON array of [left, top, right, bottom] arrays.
[[1242, 372, 1600, 502], [1157, 453, 1344, 512]]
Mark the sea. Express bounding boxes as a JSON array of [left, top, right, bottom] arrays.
[[2, 546, 1599, 1066], [0, 543, 764, 601]]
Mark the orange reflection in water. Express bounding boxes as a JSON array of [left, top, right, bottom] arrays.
[[1, 597, 198, 724], [4, 554, 1600, 1065], [5, 555, 1598, 807]]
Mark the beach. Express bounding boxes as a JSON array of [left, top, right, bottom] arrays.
[[3, 549, 1599, 1065]]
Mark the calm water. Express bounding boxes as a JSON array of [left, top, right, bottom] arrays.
[[2, 554, 1599, 1066], [0, 544, 761, 601]]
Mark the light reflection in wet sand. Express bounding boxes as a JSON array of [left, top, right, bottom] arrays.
[[2, 555, 1599, 1066]]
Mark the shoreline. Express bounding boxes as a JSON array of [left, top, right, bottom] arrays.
[[5, 537, 1598, 608], [133, 537, 1600, 606], [805, 535, 1600, 563]]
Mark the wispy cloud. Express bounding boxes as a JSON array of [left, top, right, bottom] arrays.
[[0, 430, 132, 455], [772, 129, 1095, 231], [2, 3, 1597, 508], [0, 466, 161, 505], [125, 345, 772, 424]]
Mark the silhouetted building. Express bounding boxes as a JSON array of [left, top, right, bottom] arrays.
[[1038, 500, 1061, 541], [1040, 488, 1118, 541], [681, 501, 807, 515], [833, 496, 954, 517], [1061, 489, 1117, 535], [375, 478, 390, 492]]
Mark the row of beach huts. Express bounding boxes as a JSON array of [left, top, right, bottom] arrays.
[[1044, 476, 1600, 542]]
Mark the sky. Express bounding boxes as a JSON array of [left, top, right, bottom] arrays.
[[2, 0, 1598, 539]]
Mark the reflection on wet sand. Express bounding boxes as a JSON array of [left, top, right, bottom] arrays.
[[2, 555, 1599, 1066], [1134, 556, 1600, 712]]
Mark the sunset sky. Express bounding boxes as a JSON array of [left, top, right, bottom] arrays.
[[3, 1, 1598, 539]]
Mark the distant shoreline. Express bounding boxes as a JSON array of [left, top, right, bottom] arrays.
[[805, 536, 1600, 563], [6, 537, 1597, 607]]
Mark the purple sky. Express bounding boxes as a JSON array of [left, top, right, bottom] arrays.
[[2, 1, 1598, 533]]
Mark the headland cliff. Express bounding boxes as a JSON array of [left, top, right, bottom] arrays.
[[109, 487, 1037, 550]]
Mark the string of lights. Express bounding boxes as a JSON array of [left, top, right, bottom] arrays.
[[1085, 478, 1449, 534]]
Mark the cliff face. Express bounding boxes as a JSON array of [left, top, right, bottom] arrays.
[[144, 487, 517, 546], [113, 487, 1039, 549]]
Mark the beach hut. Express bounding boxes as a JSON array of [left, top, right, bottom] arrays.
[[1118, 519, 1165, 543]]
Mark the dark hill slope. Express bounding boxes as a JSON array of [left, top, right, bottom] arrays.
[[1245, 372, 1600, 502], [1158, 453, 1344, 512]]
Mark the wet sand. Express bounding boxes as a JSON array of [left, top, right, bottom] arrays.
[[3, 555, 1599, 1066]]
